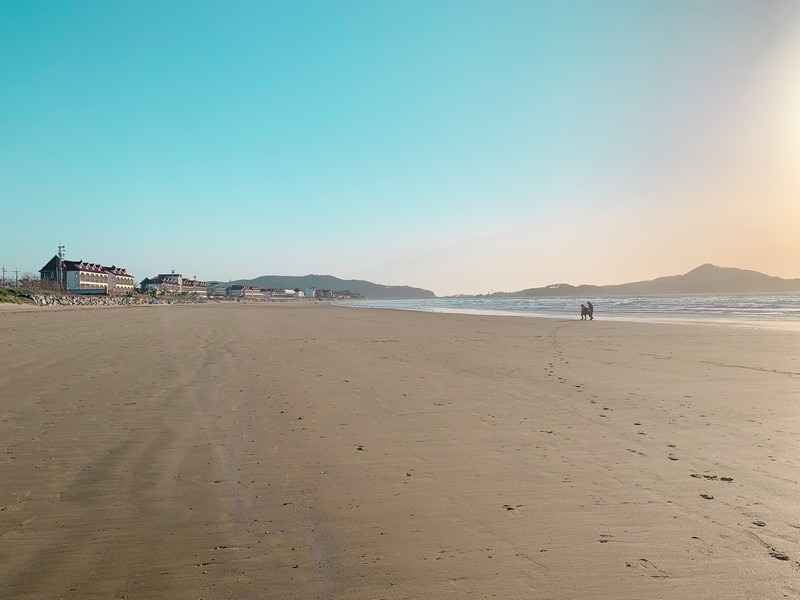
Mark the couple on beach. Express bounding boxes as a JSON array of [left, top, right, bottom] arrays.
[[580, 301, 594, 320]]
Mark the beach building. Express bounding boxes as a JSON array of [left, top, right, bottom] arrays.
[[226, 285, 262, 298], [267, 289, 302, 299], [225, 285, 244, 297], [140, 273, 208, 295], [206, 282, 227, 298], [181, 278, 207, 295], [104, 266, 136, 294], [141, 275, 180, 294], [39, 255, 135, 295]]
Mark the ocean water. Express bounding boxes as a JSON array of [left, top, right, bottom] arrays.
[[337, 294, 800, 329]]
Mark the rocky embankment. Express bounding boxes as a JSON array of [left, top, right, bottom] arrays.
[[27, 294, 206, 307]]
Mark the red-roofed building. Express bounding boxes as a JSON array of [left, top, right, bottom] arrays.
[[140, 273, 208, 296], [39, 255, 135, 295]]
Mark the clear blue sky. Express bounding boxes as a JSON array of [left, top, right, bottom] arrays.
[[2, 0, 799, 295]]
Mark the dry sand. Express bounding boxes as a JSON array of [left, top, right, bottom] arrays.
[[1, 302, 799, 599]]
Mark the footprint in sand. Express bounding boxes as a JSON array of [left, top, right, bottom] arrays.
[[690, 474, 734, 482], [627, 558, 670, 578], [745, 530, 792, 561], [690, 536, 714, 556]]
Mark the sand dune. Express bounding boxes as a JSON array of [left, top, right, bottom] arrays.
[[1, 303, 798, 599]]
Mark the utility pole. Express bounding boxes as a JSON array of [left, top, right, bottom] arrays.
[[13, 269, 19, 288], [57, 245, 66, 291], [1, 265, 6, 287]]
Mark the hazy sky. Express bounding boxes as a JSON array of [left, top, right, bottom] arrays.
[[2, 0, 798, 295]]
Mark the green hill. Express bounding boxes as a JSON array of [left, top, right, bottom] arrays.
[[229, 275, 436, 300], [491, 265, 800, 297]]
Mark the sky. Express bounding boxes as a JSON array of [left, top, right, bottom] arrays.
[[1, 0, 799, 296]]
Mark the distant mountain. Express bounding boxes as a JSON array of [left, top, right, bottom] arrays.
[[228, 274, 436, 300], [490, 265, 800, 297]]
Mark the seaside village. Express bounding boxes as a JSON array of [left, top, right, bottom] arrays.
[[31, 252, 354, 303]]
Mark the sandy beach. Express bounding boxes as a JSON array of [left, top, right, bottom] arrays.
[[1, 302, 798, 599]]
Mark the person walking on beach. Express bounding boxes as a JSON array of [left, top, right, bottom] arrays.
[[587, 301, 594, 320], [580, 304, 588, 320]]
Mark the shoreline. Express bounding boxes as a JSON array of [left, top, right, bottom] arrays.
[[336, 301, 800, 332], [5, 297, 800, 332], [4, 295, 800, 337]]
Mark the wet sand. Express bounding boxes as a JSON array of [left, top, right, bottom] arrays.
[[1, 303, 799, 599]]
